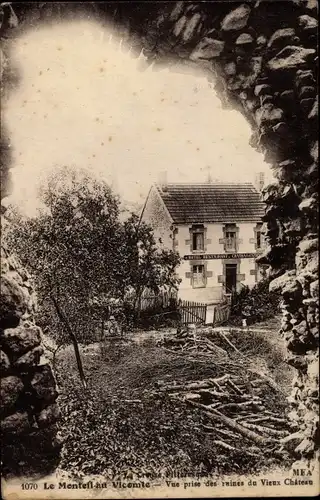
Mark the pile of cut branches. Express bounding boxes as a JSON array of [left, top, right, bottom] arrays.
[[154, 326, 296, 460], [156, 373, 295, 460], [159, 374, 291, 446], [156, 327, 232, 361]]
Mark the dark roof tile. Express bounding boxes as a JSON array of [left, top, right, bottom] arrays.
[[156, 183, 265, 223]]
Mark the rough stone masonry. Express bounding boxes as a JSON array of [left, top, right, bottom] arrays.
[[0, 0, 318, 475], [0, 241, 62, 477]]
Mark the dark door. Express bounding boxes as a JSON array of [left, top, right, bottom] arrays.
[[225, 264, 237, 293]]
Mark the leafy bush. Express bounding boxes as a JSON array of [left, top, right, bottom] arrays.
[[123, 301, 180, 331], [4, 165, 180, 345], [230, 278, 281, 325]]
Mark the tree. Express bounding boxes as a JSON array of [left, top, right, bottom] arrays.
[[5, 166, 123, 342], [4, 166, 125, 386], [120, 214, 181, 317], [4, 166, 181, 340]]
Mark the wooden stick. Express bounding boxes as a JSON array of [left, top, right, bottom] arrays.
[[210, 379, 223, 392], [212, 440, 237, 452], [50, 293, 87, 389], [160, 348, 218, 365], [245, 416, 288, 425], [198, 389, 230, 399], [207, 402, 226, 409], [204, 338, 229, 356], [264, 409, 286, 417], [241, 422, 289, 438], [213, 440, 261, 458], [214, 401, 262, 412], [201, 423, 242, 441], [226, 378, 244, 395], [209, 374, 230, 384], [161, 380, 215, 392], [217, 331, 244, 356], [213, 427, 239, 440], [248, 368, 285, 395], [235, 413, 262, 421]]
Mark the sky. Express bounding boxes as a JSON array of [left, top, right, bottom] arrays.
[[3, 20, 273, 217]]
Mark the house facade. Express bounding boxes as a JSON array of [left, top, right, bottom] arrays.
[[140, 182, 267, 305]]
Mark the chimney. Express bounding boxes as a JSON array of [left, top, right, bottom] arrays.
[[254, 171, 265, 192], [203, 165, 213, 183], [158, 171, 168, 191]]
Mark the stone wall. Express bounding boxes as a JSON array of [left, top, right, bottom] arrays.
[[0, 0, 318, 473], [141, 185, 174, 250], [0, 240, 62, 477]]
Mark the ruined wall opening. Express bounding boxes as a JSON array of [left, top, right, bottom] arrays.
[[0, 0, 318, 479]]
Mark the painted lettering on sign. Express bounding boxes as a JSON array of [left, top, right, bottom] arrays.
[[184, 253, 257, 260]]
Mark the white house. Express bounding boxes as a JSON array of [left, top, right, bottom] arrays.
[[140, 179, 267, 307]]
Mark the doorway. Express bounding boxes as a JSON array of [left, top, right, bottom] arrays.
[[225, 263, 237, 294]]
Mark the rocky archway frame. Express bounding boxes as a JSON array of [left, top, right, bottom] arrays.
[[0, 0, 318, 477]]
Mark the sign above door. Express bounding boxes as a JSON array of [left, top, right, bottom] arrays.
[[183, 253, 257, 260]]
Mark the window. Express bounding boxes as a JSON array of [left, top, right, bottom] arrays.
[[225, 231, 236, 251], [192, 265, 206, 288], [192, 231, 204, 251], [255, 224, 264, 250]]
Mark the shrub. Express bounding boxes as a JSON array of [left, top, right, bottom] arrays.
[[230, 277, 281, 325], [123, 301, 180, 331]]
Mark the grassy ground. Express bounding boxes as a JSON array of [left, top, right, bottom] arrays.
[[54, 316, 294, 480]]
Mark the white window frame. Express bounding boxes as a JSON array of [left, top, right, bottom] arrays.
[[192, 231, 204, 252], [225, 231, 237, 251], [192, 264, 206, 288]]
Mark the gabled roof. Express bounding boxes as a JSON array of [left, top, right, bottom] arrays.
[[155, 183, 265, 224]]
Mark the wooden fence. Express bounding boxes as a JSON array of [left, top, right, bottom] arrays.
[[178, 299, 207, 325], [139, 294, 229, 326], [140, 291, 178, 311], [213, 303, 231, 326], [104, 290, 230, 327]]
